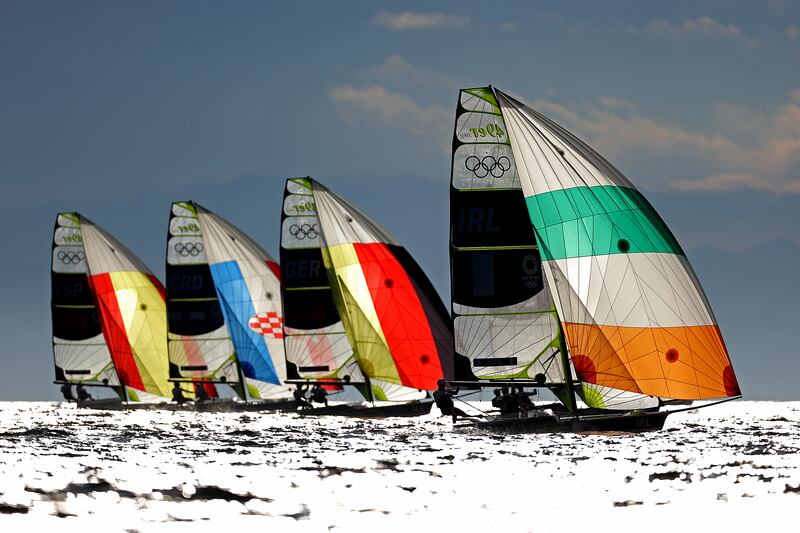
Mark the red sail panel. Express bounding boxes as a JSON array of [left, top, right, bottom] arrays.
[[353, 242, 444, 390], [88, 273, 145, 391]]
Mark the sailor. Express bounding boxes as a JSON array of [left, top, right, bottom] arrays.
[[60, 383, 74, 402], [516, 386, 535, 411], [195, 383, 210, 403], [498, 386, 520, 415], [310, 384, 329, 407], [506, 387, 520, 414], [432, 379, 469, 423], [293, 383, 311, 410], [76, 384, 92, 402], [491, 388, 503, 410], [172, 383, 187, 404]]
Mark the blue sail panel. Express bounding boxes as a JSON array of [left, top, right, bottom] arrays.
[[209, 261, 280, 384]]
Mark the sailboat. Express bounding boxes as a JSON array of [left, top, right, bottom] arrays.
[[448, 87, 740, 432], [279, 177, 452, 416], [165, 201, 296, 411], [51, 212, 194, 408]]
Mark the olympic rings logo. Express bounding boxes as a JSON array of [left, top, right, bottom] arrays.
[[465, 155, 511, 178], [174, 241, 204, 257], [57, 250, 85, 265], [289, 223, 318, 240], [522, 255, 539, 275]]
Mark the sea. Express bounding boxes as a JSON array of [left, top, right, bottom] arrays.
[[0, 401, 797, 532]]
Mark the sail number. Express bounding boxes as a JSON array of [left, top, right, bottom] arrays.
[[175, 223, 200, 234], [470, 123, 504, 139], [61, 234, 83, 244], [292, 201, 316, 214]]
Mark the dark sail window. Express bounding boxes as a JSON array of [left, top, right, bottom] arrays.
[[281, 248, 329, 289], [283, 287, 341, 330], [451, 189, 536, 248], [452, 249, 544, 308], [471, 254, 495, 296], [166, 264, 217, 300]]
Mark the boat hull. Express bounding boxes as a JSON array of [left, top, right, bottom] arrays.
[[74, 397, 297, 412], [460, 409, 669, 434], [297, 399, 434, 418]]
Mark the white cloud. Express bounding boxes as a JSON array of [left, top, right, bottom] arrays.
[[641, 16, 742, 38], [372, 12, 471, 31], [533, 89, 800, 194], [367, 55, 450, 90], [329, 85, 450, 143]]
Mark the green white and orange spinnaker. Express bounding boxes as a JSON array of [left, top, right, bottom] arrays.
[[464, 86, 741, 400], [309, 179, 455, 401]]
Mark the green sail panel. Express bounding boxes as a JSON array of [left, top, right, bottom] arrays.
[[526, 186, 684, 261]]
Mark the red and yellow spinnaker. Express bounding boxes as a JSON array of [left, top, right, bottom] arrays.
[[79, 216, 176, 400], [310, 180, 454, 400]]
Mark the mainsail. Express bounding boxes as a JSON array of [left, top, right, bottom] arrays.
[[450, 88, 566, 386], [191, 203, 293, 400], [54, 213, 177, 401], [166, 202, 235, 396], [488, 87, 739, 400], [51, 213, 120, 389], [449, 88, 659, 410], [309, 179, 454, 401], [279, 179, 365, 392]]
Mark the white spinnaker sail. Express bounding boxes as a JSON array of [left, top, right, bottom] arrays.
[[494, 86, 736, 402], [195, 204, 293, 400]]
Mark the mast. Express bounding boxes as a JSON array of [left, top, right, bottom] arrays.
[[557, 324, 577, 413]]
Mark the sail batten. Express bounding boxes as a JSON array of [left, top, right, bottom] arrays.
[[493, 87, 740, 400]]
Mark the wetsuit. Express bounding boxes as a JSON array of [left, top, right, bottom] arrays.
[[61, 383, 74, 402], [293, 386, 311, 409], [195, 384, 210, 402], [310, 386, 328, 406], [76, 385, 92, 402], [172, 385, 187, 404], [433, 386, 469, 422]]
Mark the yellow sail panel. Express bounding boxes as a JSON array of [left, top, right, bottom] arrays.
[[91, 270, 173, 398]]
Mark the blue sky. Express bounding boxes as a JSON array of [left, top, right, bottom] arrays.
[[1, 1, 798, 399]]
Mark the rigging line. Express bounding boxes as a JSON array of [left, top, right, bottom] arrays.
[[453, 394, 490, 415]]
